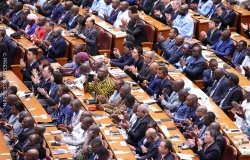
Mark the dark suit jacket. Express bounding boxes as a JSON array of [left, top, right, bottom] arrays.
[[155, 152, 175, 160], [168, 45, 184, 64], [211, 38, 235, 57], [50, 3, 65, 22], [38, 83, 59, 108], [14, 128, 34, 150], [209, 3, 225, 19], [48, 35, 67, 59], [67, 14, 82, 30], [137, 62, 154, 82], [183, 55, 207, 81], [232, 49, 247, 67], [157, 4, 173, 23], [106, 8, 120, 25], [38, 2, 54, 17], [244, 28, 250, 39], [58, 10, 71, 25], [220, 86, 243, 111], [10, 10, 23, 27], [149, 0, 164, 16], [197, 142, 221, 160], [209, 76, 229, 105], [34, 78, 51, 99], [218, 9, 236, 30], [203, 69, 214, 89], [138, 137, 162, 160], [147, 75, 161, 96], [22, 61, 40, 81], [155, 77, 173, 97], [0, 1, 9, 15], [216, 134, 226, 154], [158, 38, 177, 60], [142, 0, 154, 14], [187, 0, 199, 6], [202, 29, 221, 46], [126, 20, 147, 46], [83, 27, 98, 56], [110, 53, 134, 69], [126, 115, 151, 146]]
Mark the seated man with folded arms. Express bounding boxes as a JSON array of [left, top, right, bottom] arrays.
[[210, 29, 234, 58], [159, 79, 185, 111], [55, 117, 94, 155], [85, 66, 115, 98]]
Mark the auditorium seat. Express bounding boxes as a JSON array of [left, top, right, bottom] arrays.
[[222, 144, 237, 160], [56, 40, 69, 66], [142, 23, 155, 49], [98, 31, 112, 58]]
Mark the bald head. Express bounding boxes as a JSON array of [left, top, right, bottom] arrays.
[[60, 94, 72, 105], [18, 111, 30, 123], [196, 105, 207, 118], [34, 124, 46, 136], [64, 1, 73, 10], [144, 51, 155, 64], [7, 94, 18, 104], [175, 35, 185, 46], [213, 68, 226, 80], [71, 5, 80, 16], [149, 62, 159, 75], [173, 79, 185, 91], [25, 149, 39, 160]]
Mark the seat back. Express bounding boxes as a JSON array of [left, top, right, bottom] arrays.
[[143, 23, 155, 42], [56, 40, 69, 66], [95, 25, 104, 36], [222, 144, 237, 160], [98, 31, 112, 50], [12, 46, 25, 65]]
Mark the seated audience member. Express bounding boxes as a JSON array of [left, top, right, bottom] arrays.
[[180, 44, 207, 81], [159, 79, 184, 111], [195, 127, 221, 160], [66, 5, 81, 30], [85, 66, 114, 98], [105, 0, 120, 25], [95, 147, 112, 160], [2, 2, 23, 26], [20, 48, 40, 82], [126, 104, 152, 146], [98, 0, 112, 19], [63, 44, 86, 68], [231, 40, 248, 68], [108, 41, 134, 68], [164, 89, 189, 123], [0, 0, 9, 15], [207, 68, 229, 105], [69, 99, 84, 127], [241, 23, 250, 38], [148, 0, 164, 17], [52, 94, 73, 125], [90, 59, 104, 73], [203, 59, 218, 92], [24, 149, 39, 160], [155, 140, 175, 160], [124, 14, 147, 46], [88, 0, 105, 14], [36, 21, 55, 51], [155, 67, 173, 97], [175, 43, 192, 71], [21, 14, 38, 36], [142, 62, 160, 96], [55, 117, 94, 155], [157, 27, 178, 60], [32, 65, 53, 99], [79, 17, 98, 56], [0, 94, 19, 120], [33, 124, 46, 145], [39, 0, 65, 22], [172, 4, 194, 39], [210, 29, 234, 57], [130, 51, 155, 82], [57, 1, 73, 25], [168, 35, 185, 64], [207, 0, 225, 19], [217, 0, 236, 30], [113, 1, 130, 28], [200, 18, 221, 46], [124, 46, 144, 76], [232, 87, 250, 138], [42, 28, 67, 62], [236, 45, 250, 76], [8, 9, 30, 31], [153, 0, 174, 23], [219, 73, 243, 113], [209, 122, 226, 152], [196, 0, 213, 17], [182, 105, 207, 133], [135, 128, 162, 160], [165, 0, 181, 23], [30, 16, 47, 43]]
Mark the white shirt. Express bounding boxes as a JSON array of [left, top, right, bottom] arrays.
[[71, 109, 84, 128], [98, 3, 112, 19], [113, 10, 130, 28], [28, 0, 46, 10], [240, 55, 250, 75], [235, 100, 250, 128]]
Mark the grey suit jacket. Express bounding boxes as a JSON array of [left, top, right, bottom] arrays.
[[83, 27, 98, 56]]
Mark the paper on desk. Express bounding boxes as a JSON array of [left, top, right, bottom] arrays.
[[0, 153, 11, 156], [94, 116, 109, 120], [224, 129, 242, 133], [176, 153, 194, 160], [52, 149, 69, 155], [104, 130, 110, 135], [114, 151, 131, 154], [142, 99, 157, 104], [50, 130, 63, 135], [149, 105, 159, 112], [159, 125, 171, 137], [120, 141, 127, 146]]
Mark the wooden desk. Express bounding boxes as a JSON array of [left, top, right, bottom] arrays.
[[3, 71, 52, 123], [0, 132, 12, 160], [189, 10, 209, 40], [231, 32, 250, 45], [138, 11, 171, 39], [232, 5, 250, 38], [44, 126, 73, 159]]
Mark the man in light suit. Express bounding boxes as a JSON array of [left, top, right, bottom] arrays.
[[219, 73, 243, 113], [79, 17, 98, 55], [180, 44, 207, 81], [203, 59, 218, 92], [231, 40, 248, 68], [211, 29, 234, 57], [168, 35, 185, 64], [200, 18, 221, 46], [155, 140, 175, 160], [208, 68, 229, 105]]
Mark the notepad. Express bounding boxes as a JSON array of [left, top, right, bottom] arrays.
[[114, 151, 131, 154], [50, 130, 63, 135], [176, 153, 194, 160], [142, 99, 157, 104], [52, 149, 68, 155]]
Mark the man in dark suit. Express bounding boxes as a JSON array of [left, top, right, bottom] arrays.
[[149, 0, 164, 16], [36, 1, 54, 17], [66, 5, 81, 30], [141, 0, 153, 14], [219, 73, 243, 113], [200, 18, 221, 46], [4, 2, 23, 27], [208, 68, 229, 104], [217, 0, 236, 30], [153, 0, 172, 22], [130, 51, 155, 82], [231, 40, 248, 68], [20, 48, 40, 82], [180, 44, 207, 81], [79, 17, 98, 55], [8, 9, 29, 31], [136, 128, 162, 160], [155, 140, 175, 160], [207, 0, 225, 19], [105, 0, 120, 25], [209, 122, 226, 153], [196, 127, 221, 160], [157, 27, 178, 60], [49, 0, 65, 22], [57, 1, 73, 25], [168, 35, 185, 64], [203, 59, 218, 92], [0, 0, 9, 15], [211, 29, 234, 57], [155, 66, 173, 97], [126, 104, 152, 146]]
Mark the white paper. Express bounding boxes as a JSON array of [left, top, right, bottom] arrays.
[[120, 141, 127, 146]]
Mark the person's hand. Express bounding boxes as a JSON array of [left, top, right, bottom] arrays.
[[184, 118, 192, 125], [130, 66, 138, 75], [193, 125, 199, 135], [158, 95, 164, 101], [231, 101, 240, 108], [54, 136, 61, 142], [241, 23, 249, 31], [37, 88, 48, 96], [120, 122, 130, 129], [17, 150, 24, 157], [97, 95, 108, 104], [129, 145, 136, 151], [113, 48, 120, 58], [154, 10, 161, 17], [157, 35, 165, 43], [20, 58, 26, 69], [97, 104, 105, 111], [164, 109, 173, 118], [35, 3, 41, 9], [162, 88, 168, 96], [141, 145, 148, 153], [200, 31, 207, 40], [243, 66, 250, 72], [236, 66, 242, 72], [197, 138, 203, 149], [217, 7, 223, 16], [165, 13, 171, 21], [79, 34, 86, 40], [104, 14, 108, 20], [51, 104, 59, 111], [180, 58, 186, 67]]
